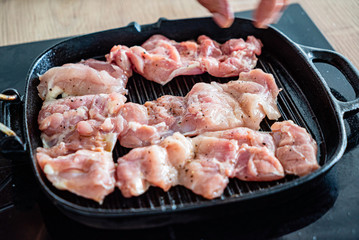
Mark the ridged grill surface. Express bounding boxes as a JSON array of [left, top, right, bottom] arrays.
[[39, 51, 325, 212]]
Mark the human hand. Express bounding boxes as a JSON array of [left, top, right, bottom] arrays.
[[197, 0, 289, 28]]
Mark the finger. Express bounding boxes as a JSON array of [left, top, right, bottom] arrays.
[[197, 0, 234, 28], [253, 0, 289, 28]]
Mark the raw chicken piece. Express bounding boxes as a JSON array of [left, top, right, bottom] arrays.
[[233, 145, 285, 181], [173, 68, 280, 133], [219, 68, 281, 128], [38, 93, 126, 151], [105, 45, 133, 78], [37, 147, 116, 204], [190, 128, 283, 184], [198, 35, 262, 77], [108, 34, 262, 85], [116, 133, 194, 197], [116, 102, 169, 148], [125, 35, 204, 85], [37, 59, 129, 101], [179, 136, 239, 198], [116, 145, 178, 197], [271, 120, 319, 176], [119, 69, 280, 148]]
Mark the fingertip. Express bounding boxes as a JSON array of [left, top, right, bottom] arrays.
[[253, 22, 267, 29], [253, 0, 288, 29], [213, 12, 234, 28]]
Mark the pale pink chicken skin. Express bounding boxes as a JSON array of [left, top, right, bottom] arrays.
[[38, 93, 126, 151], [116, 145, 178, 197], [119, 69, 281, 148], [109, 34, 262, 85], [192, 128, 283, 183], [198, 35, 262, 78], [233, 145, 285, 181], [37, 59, 130, 101], [37, 147, 116, 204], [116, 121, 318, 199], [124, 35, 204, 85], [271, 120, 319, 176], [105, 45, 133, 78], [118, 103, 169, 148]]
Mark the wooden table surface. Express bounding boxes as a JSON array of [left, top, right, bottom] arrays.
[[1, 0, 358, 68]]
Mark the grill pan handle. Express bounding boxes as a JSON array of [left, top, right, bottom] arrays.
[[0, 89, 26, 154], [298, 44, 359, 117]]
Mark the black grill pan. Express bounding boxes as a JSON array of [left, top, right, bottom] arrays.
[[2, 17, 359, 229]]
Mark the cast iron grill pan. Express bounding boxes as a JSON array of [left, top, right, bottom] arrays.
[[22, 17, 359, 228], [36, 52, 325, 209]]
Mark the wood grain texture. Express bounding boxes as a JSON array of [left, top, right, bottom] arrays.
[[0, 0, 358, 68]]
